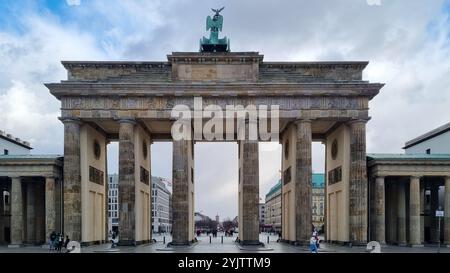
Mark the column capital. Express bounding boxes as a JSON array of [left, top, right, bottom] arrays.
[[410, 175, 422, 180], [117, 118, 136, 125], [58, 117, 82, 125], [294, 118, 312, 125], [347, 118, 369, 125]]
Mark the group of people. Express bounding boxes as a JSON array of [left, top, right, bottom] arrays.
[[196, 229, 219, 237], [49, 231, 70, 252], [309, 228, 320, 253]]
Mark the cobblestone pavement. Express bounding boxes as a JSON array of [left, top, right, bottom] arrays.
[[1, 233, 449, 253]]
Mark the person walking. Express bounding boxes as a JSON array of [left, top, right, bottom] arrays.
[[310, 235, 318, 253], [49, 231, 56, 251]]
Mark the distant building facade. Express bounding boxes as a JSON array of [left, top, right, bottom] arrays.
[[258, 203, 266, 231], [0, 130, 32, 155], [404, 122, 450, 154], [108, 174, 119, 233], [152, 177, 172, 233], [265, 174, 325, 234], [312, 174, 325, 231], [265, 180, 282, 232]]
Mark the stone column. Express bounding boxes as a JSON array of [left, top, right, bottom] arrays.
[[295, 119, 312, 244], [397, 182, 407, 246], [45, 177, 56, 239], [10, 177, 24, 246], [374, 176, 386, 244], [430, 183, 440, 243], [118, 119, 136, 246], [409, 176, 422, 246], [444, 176, 450, 246], [239, 119, 260, 245], [420, 183, 425, 244], [61, 118, 82, 242], [26, 182, 36, 244], [104, 141, 109, 242], [172, 139, 191, 245], [349, 119, 368, 245]]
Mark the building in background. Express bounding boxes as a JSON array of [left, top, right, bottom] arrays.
[[152, 176, 172, 233], [264, 174, 325, 234], [0, 130, 62, 246], [312, 173, 325, 231], [108, 174, 119, 233], [365, 121, 450, 246], [0, 130, 32, 155], [265, 180, 282, 233], [258, 203, 266, 232]]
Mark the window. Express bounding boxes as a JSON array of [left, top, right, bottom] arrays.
[[4, 149, 8, 155], [426, 148, 431, 154]]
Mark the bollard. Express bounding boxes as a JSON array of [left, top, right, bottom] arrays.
[[221, 236, 223, 244], [210, 236, 212, 244], [163, 236, 165, 244], [267, 236, 269, 244]]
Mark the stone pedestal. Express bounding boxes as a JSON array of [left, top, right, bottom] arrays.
[[10, 177, 24, 246], [409, 176, 422, 246], [397, 182, 407, 246], [349, 119, 368, 245], [118, 119, 136, 246], [374, 176, 386, 244], [444, 176, 450, 246], [45, 177, 56, 239], [62, 118, 82, 242], [294, 119, 312, 244]]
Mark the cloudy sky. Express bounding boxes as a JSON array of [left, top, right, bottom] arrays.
[[1, 0, 450, 220]]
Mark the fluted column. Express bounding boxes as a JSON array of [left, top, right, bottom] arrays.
[[118, 119, 136, 246], [409, 176, 422, 246], [172, 139, 191, 245], [10, 177, 24, 246], [295, 119, 312, 244], [444, 176, 450, 246], [420, 184, 425, 244], [26, 182, 36, 244], [430, 184, 440, 243], [374, 176, 386, 244], [61, 118, 82, 242], [239, 119, 260, 245], [397, 182, 407, 246], [45, 177, 56, 239], [349, 119, 368, 245]]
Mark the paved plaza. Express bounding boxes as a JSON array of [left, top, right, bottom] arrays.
[[1, 233, 449, 253]]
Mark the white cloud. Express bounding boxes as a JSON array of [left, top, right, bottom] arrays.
[[366, 0, 382, 6], [66, 0, 81, 6]]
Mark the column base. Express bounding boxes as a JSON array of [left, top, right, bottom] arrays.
[[117, 240, 137, 247], [408, 244, 424, 247], [349, 241, 368, 247], [239, 240, 264, 246], [397, 242, 408, 247], [280, 239, 310, 246], [8, 244, 23, 248], [167, 239, 197, 247]]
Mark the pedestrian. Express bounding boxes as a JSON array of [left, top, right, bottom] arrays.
[[313, 228, 320, 249], [64, 235, 70, 249], [310, 235, 318, 253], [49, 231, 56, 250]]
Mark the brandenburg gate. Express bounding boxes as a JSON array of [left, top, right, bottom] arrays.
[[46, 9, 383, 246]]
